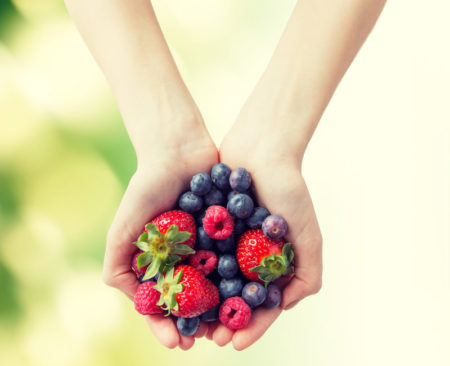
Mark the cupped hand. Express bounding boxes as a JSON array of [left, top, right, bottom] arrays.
[[211, 124, 323, 350], [102, 133, 218, 350]]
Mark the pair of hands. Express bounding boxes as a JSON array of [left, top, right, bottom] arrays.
[[102, 113, 323, 351]]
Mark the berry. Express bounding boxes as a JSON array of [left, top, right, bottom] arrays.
[[194, 208, 207, 226], [177, 316, 200, 336], [178, 191, 203, 213], [219, 278, 243, 299], [229, 168, 252, 192], [263, 283, 282, 309], [217, 254, 239, 279], [236, 229, 294, 285], [196, 226, 215, 250], [227, 190, 240, 202], [131, 250, 148, 277], [200, 304, 219, 322], [227, 193, 254, 219], [134, 281, 164, 315], [204, 187, 226, 206], [190, 173, 212, 196], [233, 219, 248, 237], [134, 210, 196, 280], [211, 163, 231, 190], [152, 265, 219, 318], [215, 235, 235, 254], [262, 215, 288, 240], [246, 207, 270, 230], [188, 250, 217, 276], [242, 282, 267, 307], [219, 297, 251, 330], [203, 205, 234, 239]]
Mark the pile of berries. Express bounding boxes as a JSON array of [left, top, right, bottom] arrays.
[[131, 163, 294, 336]]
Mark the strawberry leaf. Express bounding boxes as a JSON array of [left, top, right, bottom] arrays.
[[137, 251, 153, 268], [171, 244, 195, 256], [134, 241, 150, 252], [282, 243, 294, 264], [142, 257, 161, 280], [165, 225, 191, 245], [137, 232, 148, 242], [159, 255, 181, 273]]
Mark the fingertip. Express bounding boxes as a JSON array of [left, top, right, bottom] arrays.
[[178, 335, 195, 350], [145, 315, 180, 349], [212, 325, 234, 347]]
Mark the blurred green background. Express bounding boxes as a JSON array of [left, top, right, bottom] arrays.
[[1, 1, 449, 365]]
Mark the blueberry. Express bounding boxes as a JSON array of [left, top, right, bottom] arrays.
[[242, 282, 267, 308], [262, 283, 282, 309], [178, 191, 203, 213], [190, 172, 212, 196], [176, 316, 200, 336], [206, 269, 221, 286], [204, 187, 225, 206], [233, 219, 248, 237], [219, 278, 243, 299], [227, 193, 254, 219], [215, 235, 235, 253], [218, 254, 238, 279], [229, 168, 252, 192], [262, 214, 288, 240], [246, 207, 270, 229], [197, 226, 215, 250], [211, 163, 231, 190], [200, 305, 219, 322], [194, 208, 207, 226]]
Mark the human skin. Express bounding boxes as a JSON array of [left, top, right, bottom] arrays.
[[211, 0, 387, 350]]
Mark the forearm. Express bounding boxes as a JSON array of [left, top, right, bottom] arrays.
[[64, 0, 204, 159], [242, 0, 386, 157]]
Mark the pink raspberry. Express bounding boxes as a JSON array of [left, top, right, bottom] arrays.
[[202, 205, 234, 239], [219, 296, 251, 330], [187, 250, 217, 276], [131, 250, 148, 278], [134, 281, 164, 315]]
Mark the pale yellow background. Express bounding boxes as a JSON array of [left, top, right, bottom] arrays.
[[0, 0, 449, 365]]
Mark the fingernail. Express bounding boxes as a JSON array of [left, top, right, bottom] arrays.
[[284, 299, 300, 310]]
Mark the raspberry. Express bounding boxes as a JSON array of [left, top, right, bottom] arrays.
[[219, 296, 251, 330], [134, 281, 164, 315], [203, 205, 234, 240], [187, 250, 217, 276], [131, 250, 148, 278]]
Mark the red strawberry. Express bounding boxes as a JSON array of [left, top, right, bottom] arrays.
[[134, 281, 165, 315], [133, 210, 196, 281], [236, 229, 294, 285], [131, 250, 148, 277], [152, 264, 219, 318]]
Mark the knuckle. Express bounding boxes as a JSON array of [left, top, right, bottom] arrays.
[[102, 270, 116, 287], [308, 279, 322, 295]]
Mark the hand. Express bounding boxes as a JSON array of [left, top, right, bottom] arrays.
[[102, 124, 218, 350], [210, 118, 323, 350]]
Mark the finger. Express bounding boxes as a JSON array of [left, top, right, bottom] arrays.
[[281, 219, 323, 309], [232, 307, 282, 351], [145, 314, 180, 349], [178, 334, 195, 350], [194, 321, 208, 338], [212, 323, 234, 347]]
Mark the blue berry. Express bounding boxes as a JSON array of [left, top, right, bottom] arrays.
[[194, 208, 207, 226], [229, 168, 251, 192], [242, 282, 267, 308], [200, 305, 219, 322], [218, 254, 238, 279], [190, 172, 212, 196], [262, 214, 288, 240], [178, 191, 203, 213], [215, 235, 235, 253], [227, 193, 254, 219], [204, 187, 225, 206], [176, 316, 200, 336], [234, 219, 247, 237], [262, 283, 282, 308], [246, 207, 270, 229], [197, 226, 215, 250], [219, 278, 243, 299], [211, 163, 231, 190]]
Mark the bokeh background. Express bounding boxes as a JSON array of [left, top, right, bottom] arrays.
[[0, 0, 449, 365]]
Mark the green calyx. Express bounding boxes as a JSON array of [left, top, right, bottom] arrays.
[[133, 224, 195, 281], [249, 243, 294, 287], [151, 267, 184, 316]]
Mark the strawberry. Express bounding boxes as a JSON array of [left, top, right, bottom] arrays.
[[152, 264, 219, 318], [133, 210, 196, 281], [236, 229, 294, 286], [134, 281, 165, 315]]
